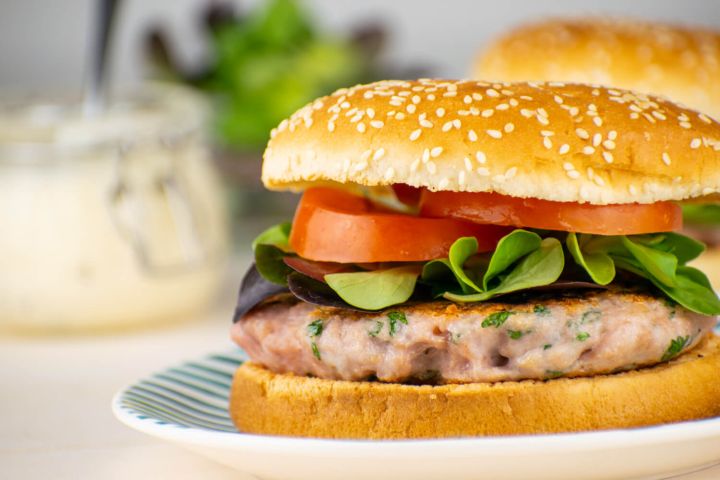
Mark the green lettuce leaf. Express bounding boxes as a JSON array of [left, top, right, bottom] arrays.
[[621, 236, 678, 287], [566, 233, 615, 285], [252, 222, 292, 252], [445, 237, 564, 302], [252, 222, 294, 285], [324, 265, 421, 310], [483, 229, 541, 290]]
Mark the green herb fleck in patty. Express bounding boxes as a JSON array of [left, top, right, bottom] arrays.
[[534, 305, 550, 316], [576, 332, 590, 342], [368, 320, 384, 337], [307, 319, 324, 360], [661, 335, 690, 362], [387, 311, 408, 336], [482, 310, 513, 328]]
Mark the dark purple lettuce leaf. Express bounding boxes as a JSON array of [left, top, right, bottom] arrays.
[[233, 263, 289, 322]]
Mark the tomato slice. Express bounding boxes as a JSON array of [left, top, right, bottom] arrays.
[[290, 188, 511, 263], [420, 191, 682, 235]]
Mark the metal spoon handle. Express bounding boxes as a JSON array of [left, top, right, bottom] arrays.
[[83, 0, 120, 117]]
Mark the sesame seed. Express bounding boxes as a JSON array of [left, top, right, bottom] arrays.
[[582, 146, 595, 155], [422, 148, 430, 163], [427, 94, 436, 101], [662, 152, 672, 166], [629, 104, 642, 113], [361, 149, 373, 162], [438, 178, 450, 189], [594, 176, 605, 186], [443, 91, 457, 98], [464, 157, 473, 171], [652, 111, 666, 120], [327, 122, 335, 132], [341, 101, 351, 109], [477, 167, 490, 176], [370, 120, 384, 128], [463, 95, 473, 104], [363, 91, 374, 99], [389, 99, 403, 107], [367, 108, 375, 118], [430, 146, 443, 158], [458, 171, 466, 186], [563, 162, 574, 171], [395, 112, 406, 120], [446, 83, 458, 91], [486, 89, 500, 97], [412, 95, 421, 104], [487, 129, 503, 139], [537, 108, 549, 118], [453, 119, 461, 129], [476, 151, 487, 164], [602, 140, 616, 150], [699, 113, 712, 124], [691, 138, 702, 149], [420, 118, 434, 128], [520, 109, 534, 118], [504, 122, 515, 133], [567, 170, 580, 179], [384, 167, 395, 180], [505, 167, 518, 179], [426, 161, 437, 174], [482, 109, 494, 118], [629, 184, 638, 195], [410, 158, 420, 172], [472, 92, 483, 101], [436, 108, 445, 117], [357, 122, 366, 133], [468, 130, 478, 142], [496, 103, 509, 110], [409, 129, 422, 141], [442, 121, 453, 132], [501, 89, 514, 96], [642, 113, 656, 124], [406, 104, 417, 114], [520, 95, 533, 101], [630, 112, 640, 119], [541, 130, 554, 136], [354, 161, 368, 172], [373, 148, 386, 161], [603, 151, 614, 163], [559, 144, 570, 155], [593, 116, 603, 127], [680, 121, 691, 129], [543, 136, 552, 149], [575, 128, 590, 139], [608, 130, 617, 140], [593, 133, 602, 147], [537, 115, 549, 126], [554, 95, 564, 104]]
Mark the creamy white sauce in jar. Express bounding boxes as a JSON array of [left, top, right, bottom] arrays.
[[0, 85, 229, 332]]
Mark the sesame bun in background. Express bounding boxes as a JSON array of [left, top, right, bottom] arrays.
[[472, 19, 720, 289], [263, 79, 720, 204], [230, 79, 720, 439], [472, 18, 720, 120]]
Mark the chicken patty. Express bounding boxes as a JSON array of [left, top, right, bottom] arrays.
[[231, 290, 716, 383]]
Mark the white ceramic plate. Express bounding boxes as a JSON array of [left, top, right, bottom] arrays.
[[112, 350, 720, 480]]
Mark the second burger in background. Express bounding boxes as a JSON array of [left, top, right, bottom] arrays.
[[473, 17, 720, 288]]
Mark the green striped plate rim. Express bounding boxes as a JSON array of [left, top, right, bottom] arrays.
[[116, 350, 246, 432]]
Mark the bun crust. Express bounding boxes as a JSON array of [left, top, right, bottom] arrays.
[[230, 336, 720, 439], [473, 18, 720, 120], [262, 79, 720, 204]]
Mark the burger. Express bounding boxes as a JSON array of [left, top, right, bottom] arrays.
[[230, 79, 720, 439], [472, 17, 720, 289]]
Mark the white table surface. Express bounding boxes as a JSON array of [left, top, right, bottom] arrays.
[[2, 269, 720, 480]]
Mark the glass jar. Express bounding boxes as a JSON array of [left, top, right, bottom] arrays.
[[0, 85, 230, 332]]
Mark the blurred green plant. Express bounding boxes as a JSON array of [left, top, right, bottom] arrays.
[[144, 0, 390, 152]]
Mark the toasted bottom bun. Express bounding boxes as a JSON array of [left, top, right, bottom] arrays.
[[230, 336, 720, 439], [690, 247, 720, 292]]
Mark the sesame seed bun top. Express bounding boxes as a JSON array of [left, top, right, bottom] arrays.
[[262, 79, 720, 205], [473, 18, 720, 120]]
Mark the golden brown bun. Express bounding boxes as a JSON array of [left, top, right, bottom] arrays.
[[690, 247, 720, 291], [473, 18, 720, 120], [262, 79, 720, 204], [230, 336, 720, 439]]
